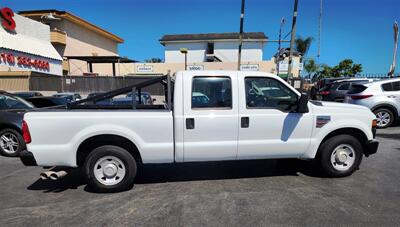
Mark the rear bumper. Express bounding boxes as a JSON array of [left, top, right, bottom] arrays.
[[19, 150, 37, 166], [364, 140, 379, 157]]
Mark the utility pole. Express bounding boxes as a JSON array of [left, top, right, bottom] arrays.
[[277, 17, 285, 75], [389, 21, 398, 78], [237, 0, 246, 70], [287, 0, 299, 82], [317, 0, 323, 62]]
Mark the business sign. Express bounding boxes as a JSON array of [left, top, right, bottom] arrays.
[[188, 65, 204, 71], [278, 61, 303, 71], [0, 51, 50, 71], [136, 65, 153, 73], [240, 64, 259, 71], [0, 7, 16, 31]]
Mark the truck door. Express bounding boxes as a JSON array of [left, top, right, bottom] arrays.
[[183, 74, 239, 161], [237, 74, 313, 159]]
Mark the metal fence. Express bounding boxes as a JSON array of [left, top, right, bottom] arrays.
[[28, 75, 166, 95]]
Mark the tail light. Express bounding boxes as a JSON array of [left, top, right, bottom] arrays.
[[22, 120, 31, 144], [319, 91, 330, 95], [372, 119, 377, 138], [349, 94, 373, 100]]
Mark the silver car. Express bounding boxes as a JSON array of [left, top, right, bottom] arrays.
[[344, 78, 400, 128]]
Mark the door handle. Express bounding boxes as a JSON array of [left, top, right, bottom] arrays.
[[186, 118, 195, 129], [241, 117, 249, 128]]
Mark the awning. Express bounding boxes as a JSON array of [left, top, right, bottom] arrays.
[[0, 29, 62, 61]]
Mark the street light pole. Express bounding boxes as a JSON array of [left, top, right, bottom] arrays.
[[287, 0, 299, 82], [237, 0, 246, 70]]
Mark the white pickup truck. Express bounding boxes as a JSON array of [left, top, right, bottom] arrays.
[[20, 71, 379, 192]]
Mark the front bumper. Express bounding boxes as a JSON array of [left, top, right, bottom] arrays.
[[19, 150, 37, 166], [364, 140, 379, 157]]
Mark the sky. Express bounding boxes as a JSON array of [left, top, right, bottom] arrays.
[[3, 0, 399, 74]]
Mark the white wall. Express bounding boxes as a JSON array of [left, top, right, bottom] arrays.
[[214, 41, 263, 62], [164, 43, 207, 63], [164, 41, 264, 63]]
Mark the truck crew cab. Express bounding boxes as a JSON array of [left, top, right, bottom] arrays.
[[20, 71, 379, 192]]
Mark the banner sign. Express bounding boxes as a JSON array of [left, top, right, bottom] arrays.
[[188, 65, 204, 70], [136, 65, 153, 73], [240, 64, 259, 71]]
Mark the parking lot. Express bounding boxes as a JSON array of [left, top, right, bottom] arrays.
[[0, 127, 398, 226]]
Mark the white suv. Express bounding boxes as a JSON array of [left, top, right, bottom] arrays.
[[345, 78, 400, 128]]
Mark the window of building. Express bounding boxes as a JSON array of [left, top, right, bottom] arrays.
[[192, 76, 232, 109], [245, 77, 298, 111]]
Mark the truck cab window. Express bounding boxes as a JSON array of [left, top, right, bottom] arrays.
[[245, 77, 298, 111], [192, 76, 232, 108]]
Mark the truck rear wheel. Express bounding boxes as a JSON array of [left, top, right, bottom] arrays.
[[84, 145, 137, 192], [318, 135, 363, 177]]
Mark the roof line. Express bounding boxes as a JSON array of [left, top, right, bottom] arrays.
[[19, 10, 124, 43]]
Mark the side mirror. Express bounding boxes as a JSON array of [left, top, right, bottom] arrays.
[[296, 94, 309, 113]]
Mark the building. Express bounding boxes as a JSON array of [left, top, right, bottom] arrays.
[[0, 8, 63, 76], [160, 32, 267, 63], [19, 9, 134, 76], [127, 32, 301, 77]]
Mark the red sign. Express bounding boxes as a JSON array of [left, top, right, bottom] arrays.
[[0, 7, 16, 31], [0, 52, 50, 71]]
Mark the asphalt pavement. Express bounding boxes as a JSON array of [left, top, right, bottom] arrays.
[[0, 127, 399, 226]]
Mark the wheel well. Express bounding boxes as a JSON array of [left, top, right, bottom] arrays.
[[76, 134, 142, 167], [372, 104, 398, 120], [0, 123, 21, 133], [319, 128, 368, 154]]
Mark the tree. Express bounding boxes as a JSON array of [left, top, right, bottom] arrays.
[[316, 64, 333, 79], [303, 58, 318, 79], [332, 59, 362, 77], [144, 58, 163, 63], [295, 36, 313, 62]]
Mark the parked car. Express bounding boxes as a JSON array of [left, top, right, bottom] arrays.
[[13, 91, 43, 99], [20, 71, 379, 193], [126, 91, 155, 105], [26, 96, 68, 108], [53, 93, 82, 102], [0, 91, 34, 157], [317, 78, 374, 102], [344, 78, 400, 128], [86, 92, 113, 105]]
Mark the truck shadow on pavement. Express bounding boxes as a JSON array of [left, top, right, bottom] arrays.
[[27, 159, 322, 193]]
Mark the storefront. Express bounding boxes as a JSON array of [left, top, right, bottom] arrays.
[[0, 7, 62, 76]]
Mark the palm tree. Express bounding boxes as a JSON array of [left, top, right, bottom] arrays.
[[295, 36, 313, 62], [304, 58, 318, 79]]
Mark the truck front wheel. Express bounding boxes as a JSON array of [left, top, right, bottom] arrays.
[[318, 135, 363, 177], [84, 145, 137, 192]]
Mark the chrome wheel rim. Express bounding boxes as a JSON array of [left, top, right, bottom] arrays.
[[376, 111, 391, 127], [330, 144, 356, 171], [0, 132, 19, 154], [94, 156, 126, 186]]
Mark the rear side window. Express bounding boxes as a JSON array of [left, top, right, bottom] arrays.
[[192, 76, 232, 109], [348, 84, 367, 94], [382, 82, 393, 91], [392, 81, 400, 91], [337, 83, 350, 91]]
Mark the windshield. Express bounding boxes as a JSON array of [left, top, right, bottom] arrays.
[[0, 94, 34, 110]]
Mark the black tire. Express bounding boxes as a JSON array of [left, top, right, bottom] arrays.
[[373, 108, 394, 129], [0, 128, 25, 157], [318, 135, 363, 177], [84, 145, 137, 193]]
